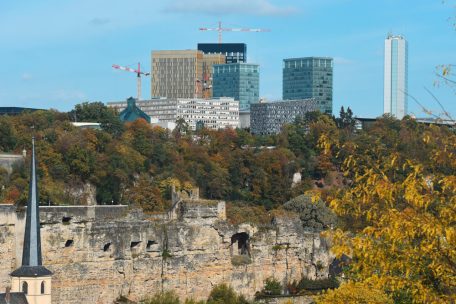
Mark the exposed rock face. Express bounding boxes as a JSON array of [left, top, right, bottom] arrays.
[[0, 201, 331, 304]]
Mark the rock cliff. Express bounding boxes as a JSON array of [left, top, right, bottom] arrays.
[[0, 198, 330, 304]]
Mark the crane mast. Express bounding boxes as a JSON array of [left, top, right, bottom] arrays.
[[112, 62, 150, 101]]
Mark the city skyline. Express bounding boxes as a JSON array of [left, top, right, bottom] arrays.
[[0, 0, 455, 118]]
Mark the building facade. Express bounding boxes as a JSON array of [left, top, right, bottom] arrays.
[[250, 99, 318, 134], [201, 54, 226, 98], [197, 43, 247, 63], [108, 97, 239, 131], [151, 50, 204, 99], [283, 57, 333, 114], [212, 63, 259, 112], [384, 34, 408, 119], [151, 50, 225, 99]]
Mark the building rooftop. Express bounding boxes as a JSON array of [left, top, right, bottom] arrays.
[[0, 292, 29, 304]]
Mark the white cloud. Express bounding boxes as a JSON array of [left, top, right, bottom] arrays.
[[163, 0, 298, 16]]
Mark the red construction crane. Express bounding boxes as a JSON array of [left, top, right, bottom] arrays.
[[199, 21, 270, 44], [112, 63, 150, 101]]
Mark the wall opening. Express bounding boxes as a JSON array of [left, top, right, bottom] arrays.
[[130, 241, 141, 249], [65, 240, 74, 247], [41, 281, 45, 294], [22, 281, 28, 294], [62, 216, 72, 224], [146, 240, 157, 251], [103, 242, 111, 252], [231, 232, 250, 256]]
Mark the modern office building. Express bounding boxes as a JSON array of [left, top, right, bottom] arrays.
[[212, 63, 259, 112], [201, 53, 226, 98], [197, 43, 247, 63], [384, 34, 408, 119], [151, 50, 225, 99], [108, 97, 239, 131], [151, 50, 203, 99], [250, 99, 318, 134], [283, 57, 333, 114]]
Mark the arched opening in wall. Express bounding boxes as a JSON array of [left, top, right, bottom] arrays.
[[231, 232, 250, 256], [41, 281, 45, 294], [22, 282, 28, 294], [65, 240, 74, 247], [103, 242, 111, 252]]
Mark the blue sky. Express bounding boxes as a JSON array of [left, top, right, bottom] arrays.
[[0, 0, 455, 118]]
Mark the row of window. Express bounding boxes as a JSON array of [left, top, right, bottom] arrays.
[[21, 281, 46, 295]]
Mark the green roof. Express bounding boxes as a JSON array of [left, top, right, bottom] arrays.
[[119, 97, 151, 123]]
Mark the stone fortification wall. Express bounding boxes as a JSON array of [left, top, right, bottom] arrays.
[[0, 153, 24, 174], [0, 202, 330, 304]]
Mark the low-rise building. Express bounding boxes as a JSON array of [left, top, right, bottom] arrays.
[[250, 99, 318, 134], [108, 97, 239, 131]]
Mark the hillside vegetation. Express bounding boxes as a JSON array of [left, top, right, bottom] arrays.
[[0, 103, 455, 303]]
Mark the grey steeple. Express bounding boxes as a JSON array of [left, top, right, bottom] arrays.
[[11, 137, 52, 277]]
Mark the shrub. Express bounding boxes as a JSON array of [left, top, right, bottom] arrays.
[[283, 194, 336, 231], [297, 277, 339, 291], [207, 284, 239, 304], [262, 277, 282, 295], [143, 291, 180, 304]]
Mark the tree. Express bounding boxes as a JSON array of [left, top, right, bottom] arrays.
[[283, 194, 336, 231], [318, 123, 456, 303], [70, 102, 124, 137]]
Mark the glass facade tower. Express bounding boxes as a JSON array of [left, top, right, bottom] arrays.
[[384, 34, 408, 119], [198, 43, 247, 63], [283, 57, 333, 114], [212, 63, 259, 112]]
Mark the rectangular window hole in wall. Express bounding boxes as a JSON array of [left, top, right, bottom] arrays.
[[146, 240, 157, 251], [130, 241, 141, 249], [65, 240, 74, 247]]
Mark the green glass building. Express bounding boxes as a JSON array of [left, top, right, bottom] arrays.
[[283, 57, 333, 114], [212, 63, 259, 112]]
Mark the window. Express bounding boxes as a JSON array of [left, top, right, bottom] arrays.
[[41, 281, 45, 294], [22, 281, 28, 294]]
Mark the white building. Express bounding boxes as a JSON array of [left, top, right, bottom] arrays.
[[108, 97, 239, 131], [384, 34, 408, 119]]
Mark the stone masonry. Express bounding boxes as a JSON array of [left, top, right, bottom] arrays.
[[0, 198, 331, 304]]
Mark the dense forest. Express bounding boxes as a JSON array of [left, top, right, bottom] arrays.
[[0, 103, 356, 210], [0, 103, 455, 303]]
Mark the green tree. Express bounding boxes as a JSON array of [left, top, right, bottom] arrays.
[[283, 194, 336, 231]]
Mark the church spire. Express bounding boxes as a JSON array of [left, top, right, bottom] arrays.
[[22, 137, 42, 266], [11, 137, 52, 277]]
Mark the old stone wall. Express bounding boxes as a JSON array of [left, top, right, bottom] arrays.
[[0, 203, 331, 304]]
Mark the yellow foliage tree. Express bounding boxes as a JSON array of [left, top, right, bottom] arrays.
[[317, 124, 456, 304]]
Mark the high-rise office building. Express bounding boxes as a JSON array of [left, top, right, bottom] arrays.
[[283, 57, 333, 114], [201, 53, 226, 98], [212, 63, 259, 112], [384, 34, 408, 119], [198, 43, 247, 63], [151, 50, 225, 99]]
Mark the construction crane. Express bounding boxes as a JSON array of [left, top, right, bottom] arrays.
[[199, 21, 270, 44], [112, 63, 150, 101]]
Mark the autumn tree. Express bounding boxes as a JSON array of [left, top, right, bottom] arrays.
[[317, 122, 456, 303]]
